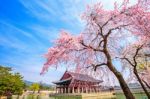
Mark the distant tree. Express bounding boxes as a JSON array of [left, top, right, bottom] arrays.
[[23, 83, 29, 92], [29, 83, 40, 93], [39, 82, 53, 91], [43, 85, 54, 90], [48, 86, 54, 91], [38, 82, 50, 90], [0, 66, 25, 98]]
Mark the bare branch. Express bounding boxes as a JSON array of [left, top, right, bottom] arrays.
[[80, 40, 103, 52], [86, 63, 107, 71], [98, 40, 104, 47], [93, 63, 107, 71], [116, 57, 135, 67], [133, 45, 144, 67], [110, 24, 131, 31], [142, 79, 150, 89]]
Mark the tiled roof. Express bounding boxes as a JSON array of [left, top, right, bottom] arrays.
[[67, 71, 102, 83], [53, 71, 103, 85]]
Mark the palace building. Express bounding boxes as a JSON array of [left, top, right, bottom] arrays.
[[53, 71, 103, 94]]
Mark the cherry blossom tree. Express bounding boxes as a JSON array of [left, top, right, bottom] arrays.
[[41, 0, 150, 99], [120, 40, 150, 98]]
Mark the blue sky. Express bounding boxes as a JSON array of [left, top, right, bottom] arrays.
[[0, 0, 136, 84]]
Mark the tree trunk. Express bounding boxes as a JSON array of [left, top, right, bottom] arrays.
[[107, 63, 135, 99], [104, 48, 135, 99], [143, 80, 150, 89], [134, 68, 150, 99]]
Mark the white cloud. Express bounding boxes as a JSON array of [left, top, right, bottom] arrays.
[[0, 21, 48, 51]]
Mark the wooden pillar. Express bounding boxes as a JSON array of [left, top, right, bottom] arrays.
[[68, 87, 70, 93], [72, 87, 74, 93], [57, 88, 59, 93], [98, 87, 100, 93], [96, 87, 98, 93], [55, 87, 57, 93], [61, 87, 63, 93], [86, 87, 88, 93], [95, 87, 97, 93], [77, 87, 80, 93], [92, 87, 94, 93], [91, 87, 93, 93], [62, 87, 63, 93], [95, 87, 96, 93], [93, 87, 94, 93], [65, 87, 67, 93], [64, 87, 66, 93], [56, 87, 58, 93], [97, 87, 99, 93], [89, 87, 91, 93], [63, 87, 65, 93], [59, 88, 61, 93], [81, 87, 84, 93], [66, 87, 68, 93]]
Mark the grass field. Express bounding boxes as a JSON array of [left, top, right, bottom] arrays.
[[12, 92, 149, 99], [49, 92, 148, 99], [116, 92, 148, 99]]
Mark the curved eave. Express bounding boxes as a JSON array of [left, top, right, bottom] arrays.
[[53, 77, 72, 85]]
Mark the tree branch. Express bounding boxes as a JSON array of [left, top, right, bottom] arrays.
[[86, 63, 107, 71], [117, 57, 135, 67], [110, 24, 131, 31], [133, 45, 143, 67], [142, 79, 150, 89], [80, 40, 103, 52]]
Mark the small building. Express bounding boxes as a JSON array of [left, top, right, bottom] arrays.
[[53, 71, 103, 93]]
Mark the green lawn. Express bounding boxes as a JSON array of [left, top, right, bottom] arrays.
[[19, 92, 149, 99], [51, 92, 148, 99], [116, 92, 148, 99], [52, 96, 82, 99]]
